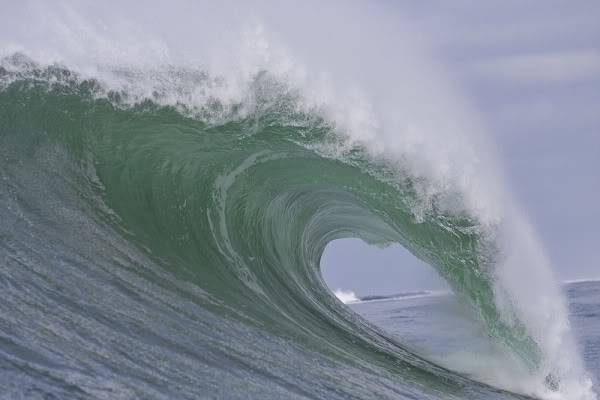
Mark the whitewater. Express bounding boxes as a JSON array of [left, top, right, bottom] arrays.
[[0, 1, 596, 399]]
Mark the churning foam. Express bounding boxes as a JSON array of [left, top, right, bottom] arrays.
[[333, 290, 360, 304]]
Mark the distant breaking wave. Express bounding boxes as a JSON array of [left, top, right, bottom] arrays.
[[336, 279, 600, 306], [334, 289, 449, 305], [333, 289, 360, 304]]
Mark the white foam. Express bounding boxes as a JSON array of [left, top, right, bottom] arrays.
[[563, 277, 600, 285], [349, 290, 451, 305], [333, 289, 360, 304]]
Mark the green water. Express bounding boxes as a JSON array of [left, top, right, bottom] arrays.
[[0, 59, 542, 399]]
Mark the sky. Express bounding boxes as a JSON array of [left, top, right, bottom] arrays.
[[323, 0, 600, 295]]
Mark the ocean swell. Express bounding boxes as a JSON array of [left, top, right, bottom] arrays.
[[0, 55, 593, 399]]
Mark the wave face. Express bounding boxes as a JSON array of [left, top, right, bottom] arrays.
[[0, 2, 595, 399]]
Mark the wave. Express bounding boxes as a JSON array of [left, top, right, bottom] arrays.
[[333, 289, 361, 304], [0, 2, 595, 399], [336, 289, 449, 305], [359, 291, 450, 304], [564, 278, 600, 285], [346, 276, 600, 307]]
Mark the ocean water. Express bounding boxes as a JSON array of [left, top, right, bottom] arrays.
[[0, 54, 596, 400], [0, 2, 598, 399], [350, 281, 600, 397]]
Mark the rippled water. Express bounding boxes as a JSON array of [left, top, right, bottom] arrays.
[[351, 280, 600, 395]]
